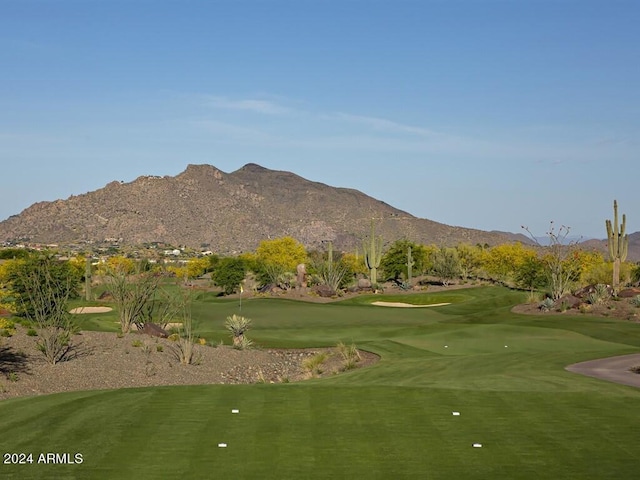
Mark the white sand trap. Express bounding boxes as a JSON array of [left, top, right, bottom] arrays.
[[69, 306, 113, 314], [371, 301, 451, 308]]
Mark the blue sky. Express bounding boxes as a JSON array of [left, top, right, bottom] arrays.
[[1, 0, 638, 239]]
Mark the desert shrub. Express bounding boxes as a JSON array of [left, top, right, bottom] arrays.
[[0, 319, 15, 337], [538, 298, 555, 312], [526, 291, 543, 304], [302, 352, 329, 376], [36, 326, 73, 364], [170, 309, 200, 365], [631, 296, 640, 308], [336, 341, 361, 371], [579, 303, 591, 314], [559, 300, 570, 312], [156, 344, 164, 352], [0, 319, 15, 330], [225, 314, 253, 349], [16, 259, 78, 364], [131, 339, 143, 348], [105, 265, 160, 333], [26, 328, 37, 337]]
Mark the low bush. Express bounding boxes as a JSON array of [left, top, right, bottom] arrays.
[[336, 341, 361, 371], [302, 352, 329, 376]]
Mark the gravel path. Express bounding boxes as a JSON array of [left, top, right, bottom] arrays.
[[565, 353, 640, 388], [0, 326, 378, 401]]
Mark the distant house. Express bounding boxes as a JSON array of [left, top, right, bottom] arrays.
[[163, 249, 182, 256]]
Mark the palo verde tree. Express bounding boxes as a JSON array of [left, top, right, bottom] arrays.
[[481, 242, 538, 286], [255, 236, 307, 289], [455, 243, 485, 281], [605, 200, 629, 291]]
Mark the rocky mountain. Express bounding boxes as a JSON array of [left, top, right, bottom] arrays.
[[0, 163, 561, 254]]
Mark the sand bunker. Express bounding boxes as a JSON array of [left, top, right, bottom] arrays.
[[69, 306, 113, 314], [371, 301, 451, 308]]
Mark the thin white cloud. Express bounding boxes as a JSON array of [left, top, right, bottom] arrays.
[[329, 112, 442, 137], [205, 96, 291, 115], [192, 120, 274, 142]]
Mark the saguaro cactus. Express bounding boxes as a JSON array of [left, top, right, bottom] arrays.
[[605, 200, 628, 290], [85, 256, 93, 301], [362, 220, 383, 285], [406, 246, 415, 285]]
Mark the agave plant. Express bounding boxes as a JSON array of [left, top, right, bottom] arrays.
[[587, 284, 611, 305], [538, 297, 555, 312]]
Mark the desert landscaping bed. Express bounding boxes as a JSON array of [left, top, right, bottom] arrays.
[[0, 325, 379, 401]]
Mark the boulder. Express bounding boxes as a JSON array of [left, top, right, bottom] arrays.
[[618, 288, 640, 298], [141, 322, 169, 338], [357, 278, 372, 290], [313, 285, 336, 298], [98, 290, 114, 301], [557, 295, 582, 309]]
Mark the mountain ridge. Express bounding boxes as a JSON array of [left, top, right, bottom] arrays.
[[0, 163, 634, 258]]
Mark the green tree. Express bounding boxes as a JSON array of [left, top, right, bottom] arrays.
[[211, 257, 247, 295], [380, 240, 428, 282], [0, 248, 34, 260], [430, 247, 461, 286], [514, 256, 547, 292]]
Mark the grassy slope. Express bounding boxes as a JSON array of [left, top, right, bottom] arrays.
[[2, 286, 640, 479]]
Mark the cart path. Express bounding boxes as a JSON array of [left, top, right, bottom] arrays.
[[565, 353, 640, 388]]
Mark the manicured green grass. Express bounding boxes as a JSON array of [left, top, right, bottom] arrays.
[[2, 286, 640, 479]]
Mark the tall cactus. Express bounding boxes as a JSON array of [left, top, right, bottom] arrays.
[[362, 220, 383, 285], [406, 246, 415, 285], [85, 256, 93, 302], [605, 200, 628, 290]]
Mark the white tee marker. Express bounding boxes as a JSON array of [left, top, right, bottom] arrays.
[[232, 409, 240, 414], [218, 443, 228, 448]]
